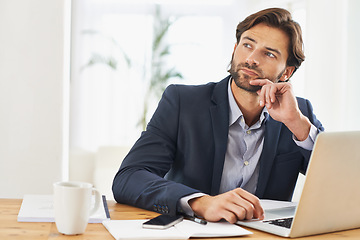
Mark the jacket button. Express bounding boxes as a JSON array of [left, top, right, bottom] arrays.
[[153, 204, 158, 212], [161, 206, 167, 213]]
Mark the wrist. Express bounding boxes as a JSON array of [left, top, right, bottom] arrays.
[[285, 113, 311, 141], [179, 193, 206, 216], [189, 195, 210, 217]]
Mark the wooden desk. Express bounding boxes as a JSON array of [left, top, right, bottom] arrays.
[[1, 198, 359, 239]]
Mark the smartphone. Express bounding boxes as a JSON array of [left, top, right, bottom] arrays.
[[142, 214, 184, 229]]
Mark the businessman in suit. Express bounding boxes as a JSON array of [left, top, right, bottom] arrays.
[[113, 8, 324, 223]]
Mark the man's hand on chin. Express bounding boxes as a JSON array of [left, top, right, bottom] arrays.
[[250, 79, 311, 141]]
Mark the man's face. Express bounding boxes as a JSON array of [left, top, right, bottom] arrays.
[[229, 23, 294, 93]]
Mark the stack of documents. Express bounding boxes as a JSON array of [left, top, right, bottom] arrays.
[[17, 194, 110, 223], [102, 219, 252, 239]]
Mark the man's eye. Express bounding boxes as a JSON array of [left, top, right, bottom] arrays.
[[266, 52, 275, 58], [243, 43, 251, 48]]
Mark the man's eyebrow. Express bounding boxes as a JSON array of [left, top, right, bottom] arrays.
[[265, 46, 281, 56], [243, 36, 282, 56], [243, 36, 257, 43]]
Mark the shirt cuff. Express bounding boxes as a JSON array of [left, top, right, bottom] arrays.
[[293, 124, 319, 151], [178, 193, 206, 216]]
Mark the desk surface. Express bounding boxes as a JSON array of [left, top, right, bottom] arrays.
[[1, 198, 359, 239]]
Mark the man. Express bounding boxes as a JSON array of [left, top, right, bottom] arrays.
[[112, 8, 324, 224]]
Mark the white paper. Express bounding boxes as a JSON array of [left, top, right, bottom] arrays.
[[17, 194, 109, 223], [175, 220, 252, 237], [102, 219, 252, 240], [103, 220, 189, 240]]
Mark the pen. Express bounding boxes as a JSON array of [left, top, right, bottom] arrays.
[[183, 215, 207, 225]]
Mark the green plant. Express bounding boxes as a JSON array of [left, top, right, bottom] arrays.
[[81, 5, 183, 131], [139, 5, 183, 130], [81, 29, 132, 71]]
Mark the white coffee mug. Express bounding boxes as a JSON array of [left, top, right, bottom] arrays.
[[53, 181, 101, 235]]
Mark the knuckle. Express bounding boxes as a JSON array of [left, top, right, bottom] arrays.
[[234, 187, 245, 194], [224, 212, 237, 224], [244, 203, 254, 213], [237, 208, 246, 220], [228, 190, 239, 199], [230, 215, 238, 223]]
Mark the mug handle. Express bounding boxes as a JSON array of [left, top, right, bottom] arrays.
[[89, 188, 102, 216]]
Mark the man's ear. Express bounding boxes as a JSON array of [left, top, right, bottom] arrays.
[[229, 43, 238, 64], [280, 66, 295, 81], [232, 43, 238, 56]]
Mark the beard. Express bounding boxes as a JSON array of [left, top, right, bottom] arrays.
[[228, 60, 285, 93]]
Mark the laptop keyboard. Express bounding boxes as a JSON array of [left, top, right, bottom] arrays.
[[263, 217, 293, 229]]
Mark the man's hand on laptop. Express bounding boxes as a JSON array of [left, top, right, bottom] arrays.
[[188, 188, 264, 224]]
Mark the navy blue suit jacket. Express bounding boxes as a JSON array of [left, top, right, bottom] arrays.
[[112, 76, 324, 216]]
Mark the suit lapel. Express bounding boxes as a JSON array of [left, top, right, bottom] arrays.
[[208, 76, 283, 197], [209, 77, 230, 195], [255, 118, 282, 198]]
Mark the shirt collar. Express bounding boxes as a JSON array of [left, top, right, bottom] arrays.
[[227, 78, 269, 127]]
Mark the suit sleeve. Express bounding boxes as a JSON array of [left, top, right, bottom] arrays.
[[297, 98, 325, 172], [112, 85, 200, 216]]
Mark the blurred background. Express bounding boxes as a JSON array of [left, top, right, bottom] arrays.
[[1, 0, 359, 199]]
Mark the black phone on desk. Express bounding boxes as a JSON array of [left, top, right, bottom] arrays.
[[142, 214, 184, 229]]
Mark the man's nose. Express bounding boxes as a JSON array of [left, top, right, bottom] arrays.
[[246, 51, 260, 66]]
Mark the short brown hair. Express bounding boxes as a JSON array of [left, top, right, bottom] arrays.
[[236, 8, 305, 75]]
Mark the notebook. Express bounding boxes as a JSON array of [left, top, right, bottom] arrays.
[[17, 194, 110, 223], [237, 131, 360, 238]]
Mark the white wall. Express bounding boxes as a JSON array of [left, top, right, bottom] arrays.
[[345, 0, 360, 130], [305, 0, 360, 131], [0, 0, 70, 198]]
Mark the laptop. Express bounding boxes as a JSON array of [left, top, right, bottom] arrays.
[[237, 131, 360, 238]]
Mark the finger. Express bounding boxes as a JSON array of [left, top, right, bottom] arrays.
[[259, 85, 272, 109], [258, 84, 266, 107], [248, 197, 264, 220], [227, 194, 254, 220], [220, 203, 247, 223], [234, 188, 264, 220], [229, 205, 247, 222], [236, 198, 255, 220], [252, 79, 274, 107], [249, 79, 272, 87], [264, 85, 273, 109], [269, 84, 279, 103], [225, 191, 255, 220], [222, 210, 240, 224]]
